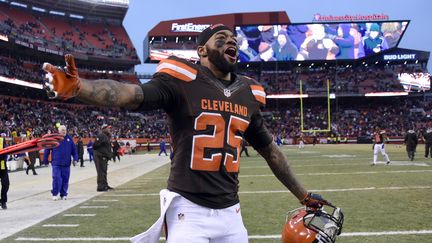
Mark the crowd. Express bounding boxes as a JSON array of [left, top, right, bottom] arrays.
[[0, 55, 139, 86], [0, 8, 138, 61], [0, 92, 430, 143], [265, 96, 432, 140], [245, 63, 428, 95], [0, 95, 169, 140]]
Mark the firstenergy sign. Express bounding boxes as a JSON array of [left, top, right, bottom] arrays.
[[171, 23, 211, 32]]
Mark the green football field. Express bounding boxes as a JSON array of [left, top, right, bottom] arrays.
[[4, 144, 432, 243]]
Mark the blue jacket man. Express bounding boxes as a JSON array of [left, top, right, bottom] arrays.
[[43, 126, 78, 200], [158, 139, 167, 156]]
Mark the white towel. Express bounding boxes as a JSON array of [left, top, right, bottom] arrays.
[[130, 189, 181, 243]]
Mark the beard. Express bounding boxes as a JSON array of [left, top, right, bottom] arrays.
[[206, 46, 237, 74]]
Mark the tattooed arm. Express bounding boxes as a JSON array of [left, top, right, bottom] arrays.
[[77, 79, 143, 110], [256, 142, 307, 200]]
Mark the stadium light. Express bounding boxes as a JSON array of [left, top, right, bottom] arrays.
[[266, 94, 309, 99], [0, 76, 43, 89], [70, 14, 84, 19], [49, 10, 65, 16], [10, 1, 26, 7], [364, 92, 408, 97], [32, 6, 46, 12], [78, 0, 129, 7]]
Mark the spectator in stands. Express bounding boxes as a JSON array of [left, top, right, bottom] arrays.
[[331, 24, 355, 59], [76, 136, 85, 167], [251, 42, 276, 62], [298, 24, 339, 60], [259, 25, 276, 44], [404, 129, 418, 161], [43, 125, 78, 200], [287, 25, 308, 50], [87, 138, 94, 162], [237, 34, 257, 62], [381, 22, 402, 48], [272, 32, 298, 61], [0, 132, 9, 209], [362, 23, 389, 56], [93, 124, 114, 192]]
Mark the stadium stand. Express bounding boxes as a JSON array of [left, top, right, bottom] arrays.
[[0, 3, 430, 149]]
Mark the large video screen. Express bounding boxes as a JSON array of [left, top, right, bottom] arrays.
[[235, 21, 408, 62], [398, 72, 431, 92], [148, 36, 199, 62]]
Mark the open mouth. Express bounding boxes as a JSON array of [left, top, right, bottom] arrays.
[[224, 47, 237, 60]]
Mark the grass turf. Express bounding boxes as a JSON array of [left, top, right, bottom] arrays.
[[4, 144, 432, 242]]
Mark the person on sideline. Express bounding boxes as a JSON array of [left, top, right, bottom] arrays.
[[93, 124, 114, 192], [76, 136, 85, 167], [87, 138, 94, 162], [0, 133, 9, 209], [372, 126, 391, 166], [44, 125, 78, 200]]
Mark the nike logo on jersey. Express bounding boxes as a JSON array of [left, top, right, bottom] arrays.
[[201, 99, 248, 117], [235, 207, 241, 213]]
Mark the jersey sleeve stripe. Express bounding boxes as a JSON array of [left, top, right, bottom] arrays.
[[156, 62, 197, 82], [157, 67, 194, 82], [249, 85, 266, 104], [253, 94, 266, 104], [250, 85, 264, 92], [158, 58, 197, 75], [252, 90, 266, 97]]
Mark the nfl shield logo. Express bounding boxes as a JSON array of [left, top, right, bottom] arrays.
[[224, 89, 231, 97]]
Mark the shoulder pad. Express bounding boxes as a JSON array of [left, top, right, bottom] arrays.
[[240, 75, 266, 105], [156, 56, 197, 82]]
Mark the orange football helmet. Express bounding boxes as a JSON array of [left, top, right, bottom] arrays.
[[282, 205, 344, 243]]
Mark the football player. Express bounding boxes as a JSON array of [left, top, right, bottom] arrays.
[[372, 126, 391, 166], [42, 24, 332, 242]]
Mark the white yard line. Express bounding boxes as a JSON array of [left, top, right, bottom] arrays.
[[240, 186, 431, 194], [14, 230, 432, 241], [79, 206, 108, 209], [242, 161, 430, 168], [63, 214, 96, 217], [100, 185, 431, 197], [92, 199, 119, 202], [239, 169, 432, 177], [42, 224, 79, 228]]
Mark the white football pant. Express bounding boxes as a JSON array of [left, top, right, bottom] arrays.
[[165, 195, 248, 243], [298, 141, 305, 149], [373, 143, 390, 164]]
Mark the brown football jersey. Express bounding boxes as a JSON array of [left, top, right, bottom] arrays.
[[138, 56, 272, 209]]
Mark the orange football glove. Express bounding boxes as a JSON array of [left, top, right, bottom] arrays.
[[42, 54, 81, 99], [300, 192, 333, 209]]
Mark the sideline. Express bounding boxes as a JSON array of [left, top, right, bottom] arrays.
[[0, 154, 170, 240]]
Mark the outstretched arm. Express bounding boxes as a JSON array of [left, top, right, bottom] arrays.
[[42, 54, 143, 109], [77, 79, 143, 109], [256, 141, 307, 200]]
